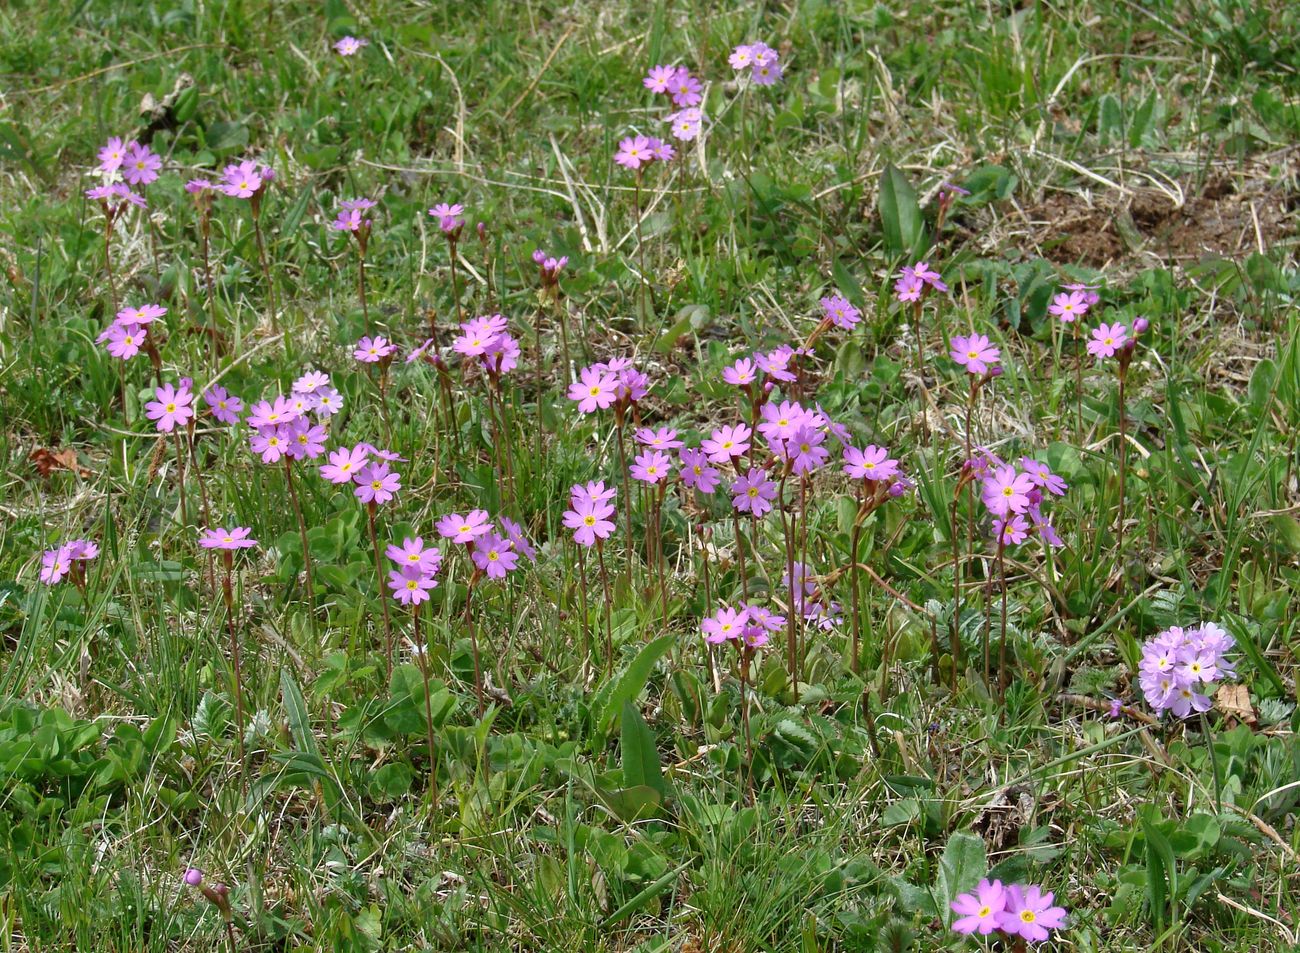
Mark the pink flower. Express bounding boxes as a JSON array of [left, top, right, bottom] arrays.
[[499, 517, 537, 563], [122, 142, 161, 186], [1048, 290, 1089, 323], [614, 135, 653, 170], [354, 462, 401, 504], [250, 425, 290, 464], [723, 358, 756, 386], [437, 510, 492, 543], [894, 274, 924, 302], [649, 137, 676, 161], [320, 445, 370, 484], [389, 567, 437, 605], [572, 480, 617, 508], [334, 36, 368, 56], [842, 445, 899, 482], [643, 64, 678, 93], [995, 514, 1029, 546], [116, 303, 166, 326], [145, 382, 195, 433], [996, 885, 1067, 944], [310, 386, 343, 417], [787, 426, 829, 475], [950, 334, 1000, 376], [286, 418, 328, 461], [1019, 458, 1068, 496], [668, 68, 702, 107], [820, 295, 861, 330], [731, 469, 777, 517], [702, 605, 748, 644], [680, 448, 720, 493], [246, 396, 300, 429], [199, 526, 259, 550], [203, 385, 243, 425], [563, 496, 617, 547], [40, 546, 74, 584], [751, 60, 783, 86], [102, 322, 145, 360], [1087, 321, 1128, 359], [950, 878, 1007, 936], [472, 532, 519, 579], [667, 108, 704, 141], [220, 160, 263, 198], [567, 366, 619, 413], [635, 426, 683, 450], [428, 202, 464, 234], [1064, 281, 1101, 307], [757, 400, 809, 445], [701, 422, 751, 464], [630, 450, 673, 484], [97, 136, 128, 172], [982, 465, 1035, 517], [354, 335, 397, 363], [387, 536, 443, 574], [729, 45, 755, 69], [909, 261, 948, 292]]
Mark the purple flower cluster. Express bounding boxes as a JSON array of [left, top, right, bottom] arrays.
[[973, 453, 1066, 547], [567, 359, 648, 414], [1139, 622, 1235, 717], [218, 160, 274, 200], [728, 41, 783, 85], [563, 482, 618, 547], [39, 539, 99, 585], [320, 442, 403, 504], [1048, 282, 1100, 323], [97, 137, 162, 185], [951, 878, 1067, 943], [614, 134, 677, 168], [782, 561, 841, 631], [385, 537, 442, 606], [331, 197, 376, 234], [641, 63, 705, 145], [894, 260, 948, 303], [96, 303, 165, 361], [428, 201, 464, 236], [532, 249, 568, 286], [701, 602, 784, 649], [435, 511, 526, 579], [452, 314, 520, 376]]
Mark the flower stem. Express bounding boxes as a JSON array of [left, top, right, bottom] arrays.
[[283, 457, 317, 627], [367, 502, 395, 679], [220, 554, 246, 767], [597, 541, 614, 677], [413, 604, 439, 808]]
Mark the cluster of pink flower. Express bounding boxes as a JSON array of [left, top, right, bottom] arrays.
[[613, 134, 676, 169], [1139, 622, 1235, 717], [567, 358, 649, 414], [1048, 282, 1101, 322], [951, 879, 1067, 943], [971, 452, 1066, 547], [96, 137, 161, 185], [39, 539, 99, 585], [321, 443, 403, 504], [728, 41, 783, 85], [385, 537, 442, 605], [96, 302, 166, 361], [643, 63, 705, 143], [562, 482, 618, 547], [427, 201, 464, 236], [181, 159, 275, 202], [452, 314, 521, 376], [819, 295, 861, 331], [783, 561, 842, 631], [435, 510, 530, 579], [701, 602, 785, 648], [894, 260, 949, 303], [532, 249, 568, 285], [331, 197, 376, 234]]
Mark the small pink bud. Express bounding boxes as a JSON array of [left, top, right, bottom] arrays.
[[1132, 317, 1149, 335], [183, 868, 203, 887]]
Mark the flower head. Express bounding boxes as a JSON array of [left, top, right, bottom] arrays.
[[702, 604, 749, 644], [1087, 321, 1129, 359], [101, 322, 146, 360], [630, 450, 673, 484], [219, 160, 264, 199], [950, 334, 1000, 376], [842, 445, 899, 482], [614, 135, 654, 170], [567, 366, 619, 413], [199, 526, 258, 550], [389, 566, 437, 605], [680, 448, 721, 494], [97, 136, 128, 172], [320, 444, 370, 484], [981, 465, 1035, 517], [145, 382, 195, 433], [354, 462, 401, 504], [354, 335, 397, 363], [436, 510, 492, 544], [643, 64, 678, 93], [996, 884, 1067, 944], [731, 469, 777, 518], [701, 422, 752, 464], [471, 532, 519, 579], [563, 495, 617, 548], [122, 142, 162, 186], [668, 68, 702, 106], [203, 385, 243, 425], [951, 878, 1007, 936], [820, 295, 861, 330], [334, 36, 368, 56]]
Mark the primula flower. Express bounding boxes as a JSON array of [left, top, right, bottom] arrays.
[[436, 510, 492, 543], [1087, 321, 1129, 359], [757, 400, 809, 445], [250, 425, 290, 464], [386, 537, 442, 574], [500, 517, 537, 563], [744, 604, 786, 633], [1139, 622, 1235, 716], [334, 36, 368, 56], [630, 450, 673, 484], [754, 346, 797, 382], [729, 45, 756, 69], [701, 422, 751, 463], [354, 462, 401, 504], [702, 605, 748, 644], [145, 382, 195, 433], [199, 526, 259, 550], [220, 160, 264, 198], [1064, 281, 1102, 307], [472, 532, 519, 579], [723, 358, 757, 386], [312, 387, 343, 417], [668, 68, 702, 106], [995, 514, 1030, 546], [122, 142, 162, 186], [996, 885, 1067, 944], [614, 135, 654, 170], [572, 480, 617, 507], [116, 303, 166, 326], [40, 546, 73, 584], [246, 395, 300, 429], [102, 322, 145, 360], [203, 386, 243, 425], [894, 274, 924, 302], [635, 427, 683, 450], [731, 469, 777, 518], [564, 497, 617, 547], [909, 261, 948, 292], [982, 465, 1035, 517], [293, 370, 330, 394], [320, 445, 370, 484], [649, 137, 676, 160], [185, 178, 213, 195], [354, 335, 397, 363], [428, 202, 464, 233], [667, 108, 704, 141], [286, 418, 328, 461], [787, 425, 829, 475], [1020, 458, 1068, 496], [820, 295, 861, 330], [951, 878, 1007, 936], [950, 334, 1000, 376], [389, 567, 437, 605], [752, 60, 783, 85], [643, 64, 678, 93], [97, 136, 128, 172], [842, 445, 899, 482], [1048, 290, 1089, 323], [567, 366, 619, 413], [86, 182, 146, 209], [680, 448, 721, 493]]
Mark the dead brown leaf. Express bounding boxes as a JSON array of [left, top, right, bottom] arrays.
[[30, 447, 92, 478], [1215, 683, 1256, 725]]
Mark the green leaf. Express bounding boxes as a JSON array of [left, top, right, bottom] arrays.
[[620, 702, 668, 797], [936, 832, 987, 925], [877, 164, 926, 258], [280, 669, 318, 757], [1139, 806, 1177, 934], [205, 121, 249, 155], [591, 634, 675, 740]]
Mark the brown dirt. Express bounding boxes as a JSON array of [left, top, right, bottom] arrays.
[[1021, 172, 1295, 267]]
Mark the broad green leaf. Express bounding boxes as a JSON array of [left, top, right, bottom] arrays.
[[936, 832, 987, 925], [878, 164, 926, 258]]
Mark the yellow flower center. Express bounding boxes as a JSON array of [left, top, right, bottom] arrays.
[[589, 386, 601, 396], [488, 551, 499, 561], [747, 487, 759, 498], [584, 515, 596, 526], [1002, 486, 1014, 497], [371, 480, 381, 490], [406, 580, 419, 590], [978, 906, 991, 918], [165, 403, 176, 413], [459, 525, 471, 534], [222, 536, 233, 544], [124, 336, 134, 345], [967, 350, 979, 359], [1020, 911, 1036, 924]]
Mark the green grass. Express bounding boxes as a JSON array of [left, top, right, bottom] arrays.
[[2, 0, 1299, 950]]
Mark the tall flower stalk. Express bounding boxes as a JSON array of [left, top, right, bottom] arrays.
[[199, 528, 260, 765]]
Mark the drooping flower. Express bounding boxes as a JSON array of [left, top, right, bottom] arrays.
[[199, 526, 259, 550], [950, 334, 1000, 376], [145, 382, 195, 433]]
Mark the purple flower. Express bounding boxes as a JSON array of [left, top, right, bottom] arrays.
[[842, 445, 899, 482], [757, 400, 809, 446], [220, 160, 263, 198], [668, 68, 702, 106], [116, 303, 167, 326], [1020, 458, 1068, 496], [203, 386, 243, 425], [199, 527, 259, 550], [702, 604, 748, 644], [334, 36, 368, 56], [354, 462, 401, 504], [951, 878, 1007, 936], [389, 567, 437, 605], [950, 334, 1000, 376], [614, 135, 654, 170], [819, 295, 861, 330], [249, 425, 290, 464], [731, 469, 777, 518], [981, 465, 1035, 517], [97, 136, 128, 173], [680, 448, 721, 494], [643, 64, 678, 93], [436, 510, 492, 543], [471, 532, 519, 579], [667, 108, 704, 141], [145, 382, 195, 433], [635, 426, 684, 450], [101, 322, 145, 360], [122, 142, 162, 186], [428, 202, 464, 234], [786, 425, 829, 475], [246, 395, 300, 429], [564, 496, 617, 547], [723, 358, 757, 386], [1087, 322, 1129, 359], [354, 335, 397, 363], [1048, 290, 1089, 323], [701, 422, 751, 463], [387, 536, 443, 574], [286, 417, 328, 461], [630, 450, 673, 484], [894, 274, 924, 302], [568, 366, 619, 413], [996, 885, 1067, 944], [995, 514, 1029, 546], [499, 517, 537, 563]]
